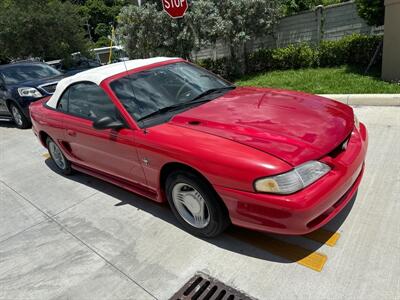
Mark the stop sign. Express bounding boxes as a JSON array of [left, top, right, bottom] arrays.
[[162, 0, 188, 19]]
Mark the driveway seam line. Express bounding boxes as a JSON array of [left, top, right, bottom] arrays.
[[0, 219, 49, 245], [51, 191, 99, 218], [0, 180, 158, 300]]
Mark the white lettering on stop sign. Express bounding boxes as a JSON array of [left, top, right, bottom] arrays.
[[162, 0, 188, 18]]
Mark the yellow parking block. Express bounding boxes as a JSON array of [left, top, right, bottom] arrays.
[[304, 229, 341, 247], [228, 229, 328, 272], [42, 153, 50, 159]]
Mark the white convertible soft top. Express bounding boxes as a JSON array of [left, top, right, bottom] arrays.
[[46, 57, 179, 109]]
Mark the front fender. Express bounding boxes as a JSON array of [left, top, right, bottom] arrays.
[[135, 123, 292, 193]]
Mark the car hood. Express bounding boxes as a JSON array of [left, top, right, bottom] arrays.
[[170, 87, 354, 166], [8, 74, 66, 89]]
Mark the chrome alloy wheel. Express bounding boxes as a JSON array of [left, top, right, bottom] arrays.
[[11, 106, 23, 126], [48, 141, 66, 170], [172, 183, 211, 228]]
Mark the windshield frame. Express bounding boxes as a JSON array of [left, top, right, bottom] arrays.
[[106, 61, 234, 129], [0, 63, 62, 85]]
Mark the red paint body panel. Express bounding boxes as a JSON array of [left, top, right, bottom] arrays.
[[171, 87, 354, 166], [29, 60, 368, 235], [216, 123, 367, 234]]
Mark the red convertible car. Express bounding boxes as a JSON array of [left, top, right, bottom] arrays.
[[30, 57, 368, 237]]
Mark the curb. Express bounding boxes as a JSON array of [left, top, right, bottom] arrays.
[[318, 94, 400, 106]]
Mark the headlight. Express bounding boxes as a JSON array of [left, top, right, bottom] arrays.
[[18, 87, 42, 98], [354, 114, 360, 131], [254, 161, 331, 194]]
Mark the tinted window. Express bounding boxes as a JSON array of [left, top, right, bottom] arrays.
[[57, 89, 69, 112], [62, 82, 117, 120], [110, 62, 231, 121], [0, 64, 62, 85]]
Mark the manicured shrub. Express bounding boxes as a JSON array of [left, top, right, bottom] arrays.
[[246, 48, 273, 74], [317, 39, 348, 67], [196, 34, 383, 80], [270, 43, 316, 70], [318, 34, 382, 68], [344, 34, 382, 68], [197, 57, 241, 81]]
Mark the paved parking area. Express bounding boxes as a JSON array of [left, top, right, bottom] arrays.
[[0, 106, 399, 300]]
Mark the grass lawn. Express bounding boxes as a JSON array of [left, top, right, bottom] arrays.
[[236, 67, 400, 94]]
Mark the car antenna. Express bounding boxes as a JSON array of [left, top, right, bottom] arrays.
[[115, 27, 145, 127]]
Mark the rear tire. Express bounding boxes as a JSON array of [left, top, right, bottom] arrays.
[[9, 103, 31, 129], [166, 170, 230, 238], [46, 137, 73, 175]]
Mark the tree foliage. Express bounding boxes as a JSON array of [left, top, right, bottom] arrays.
[[355, 0, 385, 26], [117, 1, 224, 59], [217, 0, 281, 60], [0, 0, 89, 61], [75, 0, 131, 43], [283, 0, 343, 15], [117, 0, 282, 64]]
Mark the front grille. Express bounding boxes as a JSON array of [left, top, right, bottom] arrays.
[[171, 273, 255, 300], [39, 82, 58, 94]]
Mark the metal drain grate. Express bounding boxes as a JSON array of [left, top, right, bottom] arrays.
[[171, 272, 255, 300]]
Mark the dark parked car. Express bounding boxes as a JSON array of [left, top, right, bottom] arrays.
[[0, 62, 66, 128]]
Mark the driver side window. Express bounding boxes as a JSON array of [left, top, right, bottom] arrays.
[[57, 82, 117, 121]]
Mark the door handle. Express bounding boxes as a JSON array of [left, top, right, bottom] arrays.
[[67, 129, 76, 137]]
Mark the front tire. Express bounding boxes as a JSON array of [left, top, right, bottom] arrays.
[[9, 103, 31, 129], [46, 137, 72, 175], [166, 170, 230, 238]]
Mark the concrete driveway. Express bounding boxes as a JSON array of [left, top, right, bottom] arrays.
[[0, 106, 399, 300]]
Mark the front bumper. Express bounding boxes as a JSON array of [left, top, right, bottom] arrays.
[[216, 123, 368, 235]]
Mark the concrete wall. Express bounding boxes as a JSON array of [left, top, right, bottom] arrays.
[[194, 1, 383, 60], [382, 0, 400, 82]]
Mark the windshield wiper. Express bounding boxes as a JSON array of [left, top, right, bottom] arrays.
[[189, 86, 235, 102], [138, 86, 235, 122], [137, 104, 183, 122]]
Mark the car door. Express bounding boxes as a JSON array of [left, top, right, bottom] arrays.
[[0, 75, 10, 116], [59, 82, 147, 186]]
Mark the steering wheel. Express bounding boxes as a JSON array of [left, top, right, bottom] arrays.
[[176, 82, 194, 100]]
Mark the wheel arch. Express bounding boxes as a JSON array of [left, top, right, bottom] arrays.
[[5, 99, 17, 111], [159, 162, 229, 215], [38, 131, 50, 148]]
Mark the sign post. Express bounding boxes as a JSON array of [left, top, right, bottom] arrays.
[[161, 0, 188, 18]]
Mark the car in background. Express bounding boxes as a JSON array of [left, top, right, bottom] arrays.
[[29, 57, 368, 238], [0, 61, 66, 128], [92, 45, 128, 64], [46, 55, 101, 76]]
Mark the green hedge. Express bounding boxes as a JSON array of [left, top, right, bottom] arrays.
[[197, 34, 383, 80]]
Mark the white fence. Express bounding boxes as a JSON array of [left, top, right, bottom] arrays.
[[194, 1, 383, 60]]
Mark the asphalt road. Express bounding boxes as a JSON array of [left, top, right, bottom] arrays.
[[0, 106, 399, 300]]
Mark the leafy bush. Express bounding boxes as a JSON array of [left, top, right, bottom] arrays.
[[197, 34, 383, 80], [197, 57, 242, 81], [317, 39, 348, 67], [246, 48, 273, 74], [271, 43, 316, 69], [344, 34, 382, 68], [318, 34, 382, 68]]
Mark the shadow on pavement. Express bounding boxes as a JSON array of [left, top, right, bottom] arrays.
[[45, 158, 357, 265]]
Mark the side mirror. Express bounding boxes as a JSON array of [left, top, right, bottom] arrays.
[[93, 116, 124, 130]]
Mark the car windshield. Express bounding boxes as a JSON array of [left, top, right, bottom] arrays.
[[0, 64, 62, 85], [110, 62, 233, 122]]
